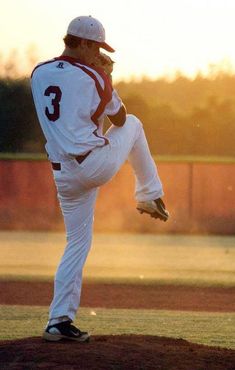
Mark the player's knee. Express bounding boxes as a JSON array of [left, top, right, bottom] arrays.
[[125, 114, 143, 129]]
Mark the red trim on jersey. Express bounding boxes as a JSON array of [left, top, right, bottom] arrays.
[[31, 56, 113, 145], [78, 65, 112, 125], [93, 128, 109, 145], [54, 56, 113, 125]]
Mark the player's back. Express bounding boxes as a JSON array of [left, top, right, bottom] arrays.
[[31, 58, 106, 161]]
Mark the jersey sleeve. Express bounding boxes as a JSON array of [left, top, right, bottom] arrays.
[[103, 89, 122, 116]]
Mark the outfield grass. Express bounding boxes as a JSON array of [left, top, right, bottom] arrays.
[[1, 152, 235, 163], [0, 232, 235, 286], [0, 305, 234, 349], [1, 232, 235, 350], [0, 153, 47, 161]]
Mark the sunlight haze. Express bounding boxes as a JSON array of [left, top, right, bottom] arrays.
[[1, 0, 235, 81]]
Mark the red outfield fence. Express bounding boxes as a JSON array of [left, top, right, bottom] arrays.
[[0, 156, 235, 234]]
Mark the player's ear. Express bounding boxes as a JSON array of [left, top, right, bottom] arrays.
[[80, 39, 88, 49], [86, 40, 94, 49]]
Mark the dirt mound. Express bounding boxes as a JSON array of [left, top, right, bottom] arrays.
[[1, 281, 235, 312], [0, 335, 234, 370]]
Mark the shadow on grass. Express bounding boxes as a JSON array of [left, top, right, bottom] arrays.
[[0, 335, 235, 370]]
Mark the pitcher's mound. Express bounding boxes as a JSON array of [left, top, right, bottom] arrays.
[[0, 335, 235, 370]]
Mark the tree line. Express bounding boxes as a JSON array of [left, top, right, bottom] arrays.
[[1, 72, 235, 156]]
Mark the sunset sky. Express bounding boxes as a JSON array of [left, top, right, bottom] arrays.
[[1, 0, 235, 81]]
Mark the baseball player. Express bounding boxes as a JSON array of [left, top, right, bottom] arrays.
[[31, 15, 169, 343]]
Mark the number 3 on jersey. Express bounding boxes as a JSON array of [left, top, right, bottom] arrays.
[[44, 86, 62, 122]]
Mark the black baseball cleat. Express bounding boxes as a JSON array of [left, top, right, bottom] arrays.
[[43, 320, 90, 342], [136, 198, 169, 222]]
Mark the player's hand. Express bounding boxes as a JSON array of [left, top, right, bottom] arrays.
[[91, 52, 114, 80]]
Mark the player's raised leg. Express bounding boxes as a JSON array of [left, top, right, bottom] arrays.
[[106, 114, 169, 221]]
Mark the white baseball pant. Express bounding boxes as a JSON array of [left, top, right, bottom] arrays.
[[49, 114, 163, 324]]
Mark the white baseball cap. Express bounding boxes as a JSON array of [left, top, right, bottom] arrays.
[[67, 15, 115, 53]]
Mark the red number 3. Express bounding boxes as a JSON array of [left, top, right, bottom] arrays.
[[44, 86, 62, 122]]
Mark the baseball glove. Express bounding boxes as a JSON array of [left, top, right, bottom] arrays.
[[91, 52, 114, 79]]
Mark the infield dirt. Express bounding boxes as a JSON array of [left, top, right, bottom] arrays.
[[1, 335, 235, 370], [0, 280, 235, 312], [0, 281, 235, 369]]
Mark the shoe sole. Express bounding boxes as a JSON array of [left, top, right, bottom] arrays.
[[137, 206, 169, 221], [43, 331, 90, 342]]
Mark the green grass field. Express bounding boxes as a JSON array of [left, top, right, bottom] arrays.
[[1, 152, 235, 163], [0, 231, 235, 349], [0, 231, 235, 286], [1, 306, 235, 349]]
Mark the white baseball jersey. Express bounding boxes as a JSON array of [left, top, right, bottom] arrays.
[[31, 56, 122, 161], [31, 55, 165, 327]]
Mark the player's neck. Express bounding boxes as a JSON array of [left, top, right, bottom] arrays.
[[62, 48, 87, 64]]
